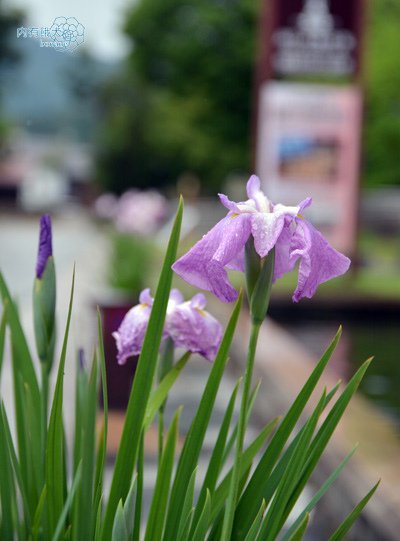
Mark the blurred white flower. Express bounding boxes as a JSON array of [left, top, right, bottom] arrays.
[[114, 189, 168, 235]]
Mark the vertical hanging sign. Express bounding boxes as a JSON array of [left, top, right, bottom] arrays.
[[255, 0, 364, 255]]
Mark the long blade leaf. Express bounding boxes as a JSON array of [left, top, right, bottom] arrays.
[[101, 198, 183, 541], [0, 272, 41, 405], [144, 408, 180, 541], [144, 352, 190, 429], [232, 327, 342, 539], [46, 268, 75, 535], [210, 417, 279, 525], [259, 389, 327, 541], [0, 307, 6, 379], [176, 467, 197, 541], [191, 489, 211, 541], [94, 309, 109, 520], [191, 379, 240, 533], [281, 447, 357, 541], [52, 463, 82, 541], [285, 513, 310, 541], [280, 359, 373, 530], [163, 292, 243, 540], [244, 500, 266, 541], [328, 481, 379, 541]]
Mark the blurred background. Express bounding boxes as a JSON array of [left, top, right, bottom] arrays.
[[0, 0, 399, 538]]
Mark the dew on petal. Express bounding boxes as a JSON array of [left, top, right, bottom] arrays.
[[172, 174, 349, 304]]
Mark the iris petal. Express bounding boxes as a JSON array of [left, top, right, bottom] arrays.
[[246, 175, 270, 212], [246, 175, 261, 200], [173, 213, 252, 302], [251, 211, 285, 258], [218, 193, 241, 214], [166, 299, 222, 361], [139, 288, 153, 306], [112, 302, 152, 364], [290, 220, 351, 302], [273, 224, 297, 281], [190, 293, 207, 310]]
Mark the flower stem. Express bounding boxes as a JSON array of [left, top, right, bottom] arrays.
[[221, 320, 261, 540], [158, 407, 165, 464], [41, 362, 49, 455], [221, 246, 275, 539]]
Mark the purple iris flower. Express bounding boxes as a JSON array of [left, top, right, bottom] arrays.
[[36, 214, 53, 279], [113, 289, 154, 364], [172, 175, 350, 303], [166, 292, 222, 361], [113, 288, 222, 365]]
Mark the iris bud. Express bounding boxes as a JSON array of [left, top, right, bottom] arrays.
[[33, 215, 56, 367]]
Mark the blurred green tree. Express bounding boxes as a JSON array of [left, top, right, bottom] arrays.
[[96, 0, 400, 193], [96, 71, 184, 192], [0, 0, 23, 145], [96, 0, 259, 193], [363, 0, 400, 187]]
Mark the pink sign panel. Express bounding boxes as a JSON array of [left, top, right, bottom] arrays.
[[256, 82, 362, 254]]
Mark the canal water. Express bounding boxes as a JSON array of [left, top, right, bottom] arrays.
[[269, 303, 400, 429]]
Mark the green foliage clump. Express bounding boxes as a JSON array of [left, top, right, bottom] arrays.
[[108, 232, 158, 294], [0, 200, 378, 540]]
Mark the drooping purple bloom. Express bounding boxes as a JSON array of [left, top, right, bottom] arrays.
[[166, 293, 223, 361], [112, 289, 154, 364], [36, 214, 53, 279], [113, 288, 222, 364], [172, 175, 350, 303]]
